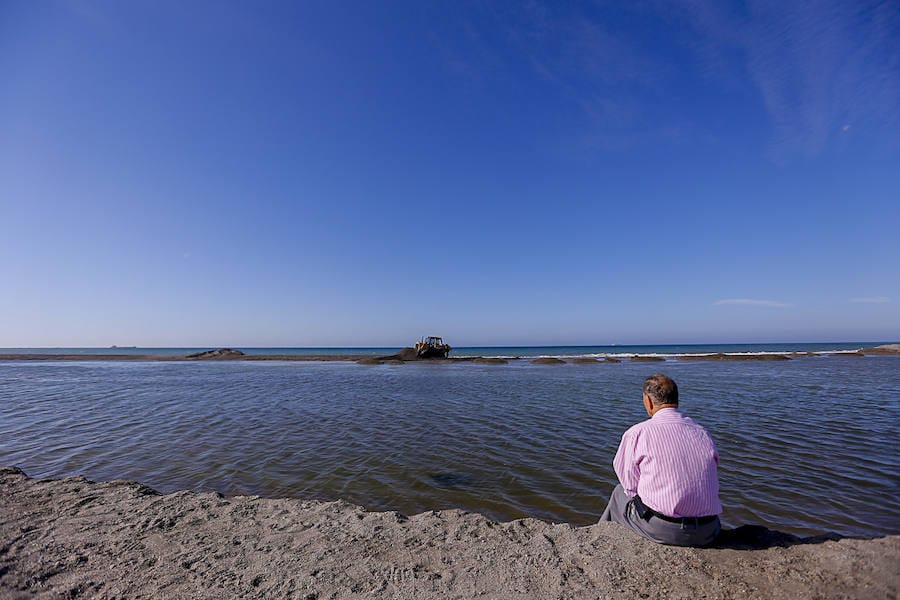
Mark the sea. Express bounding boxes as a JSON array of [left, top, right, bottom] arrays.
[[0, 341, 881, 358], [1, 342, 898, 539]]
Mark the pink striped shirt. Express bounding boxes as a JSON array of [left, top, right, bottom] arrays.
[[613, 407, 722, 518]]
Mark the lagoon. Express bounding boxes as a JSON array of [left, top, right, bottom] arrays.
[[2, 355, 898, 537]]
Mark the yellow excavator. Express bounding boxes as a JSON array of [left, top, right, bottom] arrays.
[[414, 336, 452, 358]]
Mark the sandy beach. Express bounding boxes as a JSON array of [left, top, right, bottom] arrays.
[[1, 467, 896, 599]]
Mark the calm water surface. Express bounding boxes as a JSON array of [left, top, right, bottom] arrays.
[[1, 357, 898, 538]]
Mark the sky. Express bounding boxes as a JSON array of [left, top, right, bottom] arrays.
[[1, 0, 898, 347]]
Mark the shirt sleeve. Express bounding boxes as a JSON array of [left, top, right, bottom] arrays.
[[612, 428, 642, 496]]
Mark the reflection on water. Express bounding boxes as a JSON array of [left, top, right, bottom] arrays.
[[1, 358, 898, 537]]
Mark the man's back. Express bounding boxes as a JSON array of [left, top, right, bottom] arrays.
[[600, 374, 722, 547], [614, 408, 721, 518]]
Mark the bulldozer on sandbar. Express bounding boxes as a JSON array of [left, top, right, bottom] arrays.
[[415, 336, 452, 359]]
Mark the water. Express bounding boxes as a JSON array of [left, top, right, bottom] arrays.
[[0, 341, 883, 358], [1, 355, 898, 538]]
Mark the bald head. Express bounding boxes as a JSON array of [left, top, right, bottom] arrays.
[[642, 374, 679, 407]]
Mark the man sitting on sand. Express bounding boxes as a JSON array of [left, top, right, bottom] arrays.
[[600, 373, 722, 546]]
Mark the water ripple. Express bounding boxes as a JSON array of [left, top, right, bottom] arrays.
[[1, 358, 898, 537]]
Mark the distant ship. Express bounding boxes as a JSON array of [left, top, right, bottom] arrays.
[[109, 345, 137, 349]]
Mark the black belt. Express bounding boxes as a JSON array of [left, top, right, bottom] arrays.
[[631, 495, 717, 525]]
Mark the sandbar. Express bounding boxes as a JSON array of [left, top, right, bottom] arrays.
[[1, 467, 896, 599]]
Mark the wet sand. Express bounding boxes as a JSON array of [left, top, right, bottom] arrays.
[[1, 467, 896, 599]]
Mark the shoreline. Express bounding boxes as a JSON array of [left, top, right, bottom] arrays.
[[1, 344, 897, 364], [1, 467, 897, 599]]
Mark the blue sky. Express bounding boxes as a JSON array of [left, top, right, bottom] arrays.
[[1, 1, 898, 347]]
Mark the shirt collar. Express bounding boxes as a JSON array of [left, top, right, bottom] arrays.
[[651, 407, 680, 419]]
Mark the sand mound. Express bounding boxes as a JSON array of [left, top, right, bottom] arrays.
[[394, 347, 420, 361], [376, 348, 424, 362], [571, 358, 602, 364], [630, 356, 665, 362], [861, 344, 900, 354], [678, 353, 791, 361], [356, 357, 384, 365], [473, 357, 507, 365], [531, 358, 566, 365], [185, 348, 245, 360], [1, 467, 896, 599]]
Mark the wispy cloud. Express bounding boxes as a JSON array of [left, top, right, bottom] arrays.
[[437, 1, 899, 159], [672, 0, 900, 161], [849, 296, 890, 303], [714, 298, 792, 307], [436, 3, 689, 151]]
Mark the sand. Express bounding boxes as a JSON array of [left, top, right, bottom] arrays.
[[1, 467, 896, 599], [860, 344, 900, 354], [677, 353, 792, 361], [0, 353, 370, 362]]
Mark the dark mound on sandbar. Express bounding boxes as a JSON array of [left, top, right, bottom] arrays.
[[395, 347, 421, 361], [356, 357, 384, 365], [571, 358, 602, 364], [473, 357, 507, 365], [630, 356, 665, 362], [186, 348, 245, 360], [830, 351, 865, 357], [678, 353, 791, 362], [860, 344, 900, 354], [603, 357, 622, 363], [531, 357, 566, 365], [377, 347, 435, 362]]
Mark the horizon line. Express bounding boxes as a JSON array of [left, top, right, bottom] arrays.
[[1, 340, 894, 350]]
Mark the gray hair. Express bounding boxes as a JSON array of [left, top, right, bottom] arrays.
[[643, 374, 679, 406]]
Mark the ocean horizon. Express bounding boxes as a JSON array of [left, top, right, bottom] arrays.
[[0, 341, 891, 358]]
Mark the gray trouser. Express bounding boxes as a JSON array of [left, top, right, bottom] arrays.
[[600, 484, 720, 547]]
